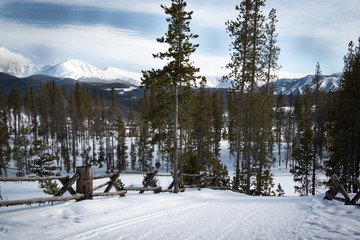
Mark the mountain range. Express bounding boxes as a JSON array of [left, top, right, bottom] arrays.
[[274, 73, 341, 95], [0, 59, 342, 94], [0, 59, 142, 86]]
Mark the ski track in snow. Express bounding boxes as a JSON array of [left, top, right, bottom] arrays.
[[1, 189, 360, 240], [66, 202, 209, 240]]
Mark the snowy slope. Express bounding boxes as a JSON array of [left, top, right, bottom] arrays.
[[203, 75, 221, 88], [275, 73, 341, 95], [0, 62, 46, 78], [0, 59, 141, 86], [37, 59, 141, 85], [103, 67, 142, 86], [209, 73, 341, 93], [39, 59, 109, 80]]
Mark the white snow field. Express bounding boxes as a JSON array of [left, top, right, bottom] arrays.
[[0, 141, 359, 239], [1, 177, 360, 240]]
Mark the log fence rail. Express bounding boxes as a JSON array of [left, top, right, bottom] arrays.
[[0, 167, 227, 207], [324, 175, 360, 206]]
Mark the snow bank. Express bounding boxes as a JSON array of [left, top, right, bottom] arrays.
[[1, 187, 359, 240], [1, 141, 357, 239]]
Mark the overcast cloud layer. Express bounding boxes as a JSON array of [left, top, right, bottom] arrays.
[[0, 0, 359, 78]]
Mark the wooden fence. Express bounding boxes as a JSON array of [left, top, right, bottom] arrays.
[[0, 167, 228, 207], [324, 175, 360, 206]]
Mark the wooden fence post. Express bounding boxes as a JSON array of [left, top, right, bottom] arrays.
[[168, 171, 182, 190], [76, 167, 93, 200], [140, 170, 158, 194], [350, 178, 360, 204]]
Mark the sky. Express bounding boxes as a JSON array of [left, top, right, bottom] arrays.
[[0, 0, 359, 79]]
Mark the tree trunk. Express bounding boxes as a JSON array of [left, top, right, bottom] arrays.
[[246, 1, 260, 195], [173, 83, 179, 193]]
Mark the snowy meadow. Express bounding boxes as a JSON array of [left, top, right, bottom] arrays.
[[1, 141, 359, 240]]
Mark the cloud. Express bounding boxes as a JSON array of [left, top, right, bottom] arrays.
[[0, 20, 168, 72], [0, 47, 30, 65], [1, 0, 165, 15], [0, 19, 229, 76], [1, 0, 359, 77]]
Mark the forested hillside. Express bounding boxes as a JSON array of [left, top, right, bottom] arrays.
[[1, 36, 359, 196]]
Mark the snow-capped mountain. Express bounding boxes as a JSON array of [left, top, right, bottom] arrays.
[[103, 67, 142, 86], [274, 73, 341, 95], [202, 73, 341, 94], [39, 59, 109, 80], [203, 75, 232, 89], [0, 58, 342, 93], [0, 59, 142, 86], [0, 62, 47, 78], [38, 59, 142, 85]]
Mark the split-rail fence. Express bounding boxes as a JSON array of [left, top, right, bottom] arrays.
[[324, 175, 360, 206], [0, 167, 228, 207]]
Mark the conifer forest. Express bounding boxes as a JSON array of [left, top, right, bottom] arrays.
[[0, 0, 359, 198]]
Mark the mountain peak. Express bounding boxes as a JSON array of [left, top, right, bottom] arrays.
[[274, 73, 341, 95], [39, 59, 108, 80], [35, 59, 141, 85]]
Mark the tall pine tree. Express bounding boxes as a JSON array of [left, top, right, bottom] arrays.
[[328, 38, 360, 192], [226, 0, 278, 194], [142, 0, 200, 193]]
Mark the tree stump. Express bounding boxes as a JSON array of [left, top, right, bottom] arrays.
[[76, 167, 93, 200]]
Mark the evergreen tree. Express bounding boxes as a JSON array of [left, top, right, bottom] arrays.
[[29, 87, 38, 141], [7, 86, 22, 141], [38, 83, 51, 143], [275, 91, 285, 166], [292, 90, 303, 155], [328, 38, 360, 192], [276, 183, 285, 196], [74, 82, 85, 133], [244, 0, 267, 194], [30, 140, 59, 195], [250, 87, 275, 195], [97, 138, 105, 168], [264, 8, 281, 85], [192, 87, 213, 168], [30, 140, 59, 176], [284, 92, 294, 169], [226, 91, 240, 162], [142, 0, 200, 193], [291, 126, 314, 196], [130, 142, 137, 171], [69, 91, 79, 172], [135, 94, 153, 171], [291, 87, 315, 196], [212, 92, 223, 159], [116, 116, 128, 170], [137, 119, 153, 171], [225, 0, 253, 191], [0, 92, 10, 176], [24, 86, 32, 133], [226, 0, 278, 194], [312, 62, 323, 195], [61, 144, 71, 173]]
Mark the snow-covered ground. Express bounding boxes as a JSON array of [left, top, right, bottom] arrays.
[[1, 186, 359, 240], [1, 141, 359, 239]]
